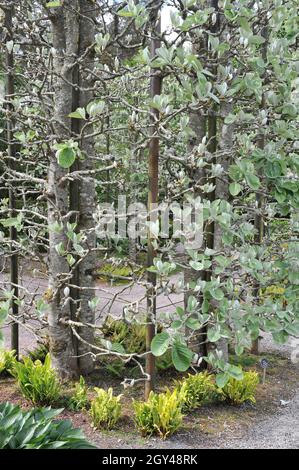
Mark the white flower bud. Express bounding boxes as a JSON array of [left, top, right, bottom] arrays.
[[63, 286, 70, 298]]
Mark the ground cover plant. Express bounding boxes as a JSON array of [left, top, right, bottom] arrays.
[[90, 387, 122, 430], [174, 372, 219, 411], [133, 389, 184, 439], [0, 349, 16, 377], [219, 371, 260, 405], [13, 354, 61, 406]]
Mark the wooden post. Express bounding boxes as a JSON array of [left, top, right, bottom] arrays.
[[4, 1, 19, 358], [145, 4, 162, 400], [251, 25, 268, 355]]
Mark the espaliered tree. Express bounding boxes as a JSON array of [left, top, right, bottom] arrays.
[[0, 0, 298, 395], [143, 0, 299, 384]]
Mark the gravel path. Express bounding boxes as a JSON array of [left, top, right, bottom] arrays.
[[222, 334, 299, 449], [226, 392, 299, 448]]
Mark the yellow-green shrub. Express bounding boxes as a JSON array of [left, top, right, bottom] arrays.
[[90, 387, 122, 429], [219, 370, 259, 405], [69, 376, 89, 411], [174, 371, 218, 411], [0, 349, 16, 377], [133, 389, 183, 439], [13, 353, 61, 405]]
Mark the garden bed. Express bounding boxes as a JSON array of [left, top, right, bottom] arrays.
[[0, 351, 298, 449]]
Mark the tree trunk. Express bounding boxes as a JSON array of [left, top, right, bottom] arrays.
[[205, 0, 231, 362], [48, 4, 76, 378], [76, 0, 97, 374], [207, 100, 234, 362], [48, 0, 97, 377], [145, 5, 162, 399], [4, 1, 19, 358], [251, 25, 268, 355]]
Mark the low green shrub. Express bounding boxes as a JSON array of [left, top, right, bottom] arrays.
[[156, 350, 173, 371], [101, 316, 147, 354], [69, 376, 89, 411], [0, 349, 16, 377], [103, 358, 126, 377], [133, 389, 183, 439], [0, 402, 95, 449], [219, 370, 259, 405], [98, 317, 169, 376], [90, 387, 122, 429], [27, 342, 49, 363], [13, 353, 61, 405], [174, 371, 218, 411], [97, 262, 144, 284]]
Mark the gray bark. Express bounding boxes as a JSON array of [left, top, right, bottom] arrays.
[[207, 101, 234, 362], [48, 3, 78, 378], [184, 110, 207, 359], [48, 0, 97, 377], [76, 0, 97, 374]]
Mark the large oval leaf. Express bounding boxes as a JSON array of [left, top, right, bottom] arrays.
[[207, 327, 221, 343], [272, 330, 289, 344], [284, 322, 299, 337], [151, 332, 170, 357], [216, 372, 230, 388], [227, 364, 243, 380], [229, 182, 242, 196], [171, 340, 193, 372], [210, 287, 224, 301], [245, 173, 260, 190], [56, 147, 76, 169]]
